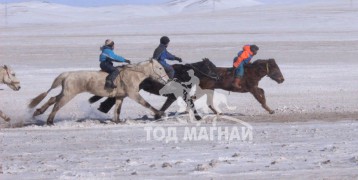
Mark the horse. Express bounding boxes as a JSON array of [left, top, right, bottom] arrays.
[[0, 65, 21, 122], [208, 58, 284, 114], [28, 59, 169, 125], [88, 58, 219, 120], [93, 58, 284, 116]]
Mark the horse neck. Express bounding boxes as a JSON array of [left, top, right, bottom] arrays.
[[124, 62, 151, 81], [252, 62, 268, 80]]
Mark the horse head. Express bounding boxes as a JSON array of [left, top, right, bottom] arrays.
[[266, 59, 285, 84], [202, 58, 220, 80], [148, 59, 170, 84], [1, 65, 21, 91], [187, 58, 219, 80]]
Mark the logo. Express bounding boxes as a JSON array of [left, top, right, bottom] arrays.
[[144, 70, 253, 143]]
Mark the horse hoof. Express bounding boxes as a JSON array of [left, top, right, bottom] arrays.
[[269, 110, 275, 114], [154, 114, 162, 120], [5, 117, 11, 122], [47, 122, 54, 126], [195, 115, 202, 121], [33, 109, 41, 117], [114, 119, 126, 124]]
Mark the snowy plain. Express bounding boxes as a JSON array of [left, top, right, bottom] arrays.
[[0, 0, 358, 179]]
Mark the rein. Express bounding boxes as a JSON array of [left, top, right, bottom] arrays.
[[266, 62, 270, 75]]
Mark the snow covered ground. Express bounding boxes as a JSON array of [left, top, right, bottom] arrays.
[[1, 0, 358, 179]]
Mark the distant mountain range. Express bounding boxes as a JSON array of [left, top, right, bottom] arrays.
[[0, 0, 263, 25]]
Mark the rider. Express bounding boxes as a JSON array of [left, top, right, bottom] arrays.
[[232, 44, 259, 89], [99, 39, 131, 89], [153, 36, 182, 79]]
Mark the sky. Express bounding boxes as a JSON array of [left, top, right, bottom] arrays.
[[0, 0, 169, 6]]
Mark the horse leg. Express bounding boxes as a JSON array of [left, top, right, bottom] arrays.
[[88, 95, 103, 104], [128, 93, 163, 120], [98, 97, 116, 113], [113, 97, 124, 123], [185, 97, 202, 120], [33, 96, 57, 117], [46, 94, 75, 125], [159, 94, 177, 112], [205, 90, 221, 115], [182, 89, 201, 120], [0, 109, 10, 122], [250, 87, 275, 114]]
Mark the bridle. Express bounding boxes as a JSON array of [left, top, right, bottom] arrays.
[[150, 62, 168, 82]]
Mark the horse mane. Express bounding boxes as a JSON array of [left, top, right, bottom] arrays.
[[251, 59, 275, 65], [186, 58, 217, 77]]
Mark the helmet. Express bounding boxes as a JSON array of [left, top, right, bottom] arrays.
[[250, 45, 259, 52], [104, 39, 114, 47], [160, 36, 170, 45]]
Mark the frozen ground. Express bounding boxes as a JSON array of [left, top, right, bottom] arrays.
[[0, 0, 358, 179]]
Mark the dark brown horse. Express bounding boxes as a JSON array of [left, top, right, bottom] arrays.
[[90, 58, 284, 117]]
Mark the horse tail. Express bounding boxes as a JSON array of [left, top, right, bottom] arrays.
[[28, 73, 67, 108]]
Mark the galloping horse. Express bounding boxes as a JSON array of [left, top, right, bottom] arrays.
[[28, 59, 169, 125], [204, 58, 285, 114], [93, 58, 284, 116], [88, 58, 219, 120], [0, 65, 21, 122]]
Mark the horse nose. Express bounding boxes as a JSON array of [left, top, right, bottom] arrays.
[[17, 86, 21, 90], [280, 78, 285, 83]]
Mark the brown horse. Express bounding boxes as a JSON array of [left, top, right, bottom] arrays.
[[91, 58, 284, 116]]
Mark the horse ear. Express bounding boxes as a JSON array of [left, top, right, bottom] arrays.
[[3, 65, 8, 70], [150, 59, 153, 63]]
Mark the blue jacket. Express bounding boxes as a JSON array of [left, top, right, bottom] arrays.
[[99, 46, 125, 62], [153, 44, 176, 66]]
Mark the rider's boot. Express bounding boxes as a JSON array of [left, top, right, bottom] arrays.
[[232, 77, 241, 89]]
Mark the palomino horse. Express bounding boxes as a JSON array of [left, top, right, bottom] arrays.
[[28, 59, 169, 125], [89, 58, 219, 120], [0, 65, 21, 122], [94, 58, 284, 116]]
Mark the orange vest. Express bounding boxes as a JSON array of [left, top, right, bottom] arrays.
[[233, 45, 253, 68]]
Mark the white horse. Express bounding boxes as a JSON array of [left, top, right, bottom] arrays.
[[29, 59, 169, 125], [0, 65, 21, 122]]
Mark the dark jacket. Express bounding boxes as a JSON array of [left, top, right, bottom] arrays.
[[153, 44, 176, 66]]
